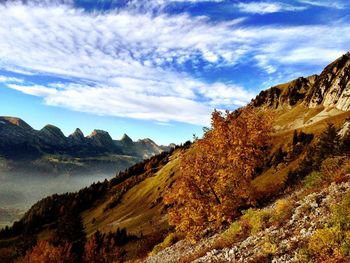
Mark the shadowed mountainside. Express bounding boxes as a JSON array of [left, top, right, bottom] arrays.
[[0, 118, 171, 176]]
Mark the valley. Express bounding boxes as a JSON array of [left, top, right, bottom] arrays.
[[0, 118, 171, 230]]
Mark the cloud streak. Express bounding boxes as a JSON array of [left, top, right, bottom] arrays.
[[7, 82, 252, 125], [236, 2, 307, 14], [0, 2, 349, 125]]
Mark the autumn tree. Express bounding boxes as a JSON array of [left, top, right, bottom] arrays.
[[83, 231, 123, 263], [15, 241, 75, 263], [164, 108, 273, 240]]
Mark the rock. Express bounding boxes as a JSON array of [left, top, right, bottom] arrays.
[[251, 53, 350, 113], [146, 180, 350, 263]]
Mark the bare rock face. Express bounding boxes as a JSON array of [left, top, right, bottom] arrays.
[[251, 52, 350, 112], [251, 76, 315, 109], [308, 53, 350, 110]]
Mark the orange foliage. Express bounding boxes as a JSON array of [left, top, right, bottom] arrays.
[[83, 232, 122, 263], [15, 241, 75, 263], [164, 108, 273, 240]]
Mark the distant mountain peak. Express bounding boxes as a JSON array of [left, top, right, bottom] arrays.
[[68, 128, 85, 144], [88, 129, 110, 137], [40, 124, 65, 139], [88, 129, 113, 147], [121, 133, 133, 143], [73, 128, 84, 137], [0, 116, 33, 130], [138, 138, 156, 145]]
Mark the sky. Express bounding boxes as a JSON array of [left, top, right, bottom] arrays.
[[0, 0, 349, 145]]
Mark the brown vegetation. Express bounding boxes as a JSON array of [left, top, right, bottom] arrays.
[[165, 108, 273, 240]]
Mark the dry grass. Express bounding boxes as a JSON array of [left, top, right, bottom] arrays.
[[82, 151, 181, 237]]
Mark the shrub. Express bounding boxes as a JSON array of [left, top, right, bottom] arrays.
[[261, 240, 277, 256], [302, 171, 324, 190], [330, 191, 350, 231], [305, 190, 350, 262], [220, 221, 243, 247], [241, 208, 271, 234], [269, 199, 294, 226], [150, 232, 181, 256], [307, 227, 345, 261], [322, 157, 350, 183]]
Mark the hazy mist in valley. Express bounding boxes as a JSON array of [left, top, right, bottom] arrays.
[[0, 173, 114, 228]]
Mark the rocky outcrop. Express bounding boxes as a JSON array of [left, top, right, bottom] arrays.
[[307, 53, 350, 111], [0, 117, 33, 130], [195, 180, 350, 263], [251, 76, 315, 109], [145, 179, 350, 263], [251, 53, 350, 111]]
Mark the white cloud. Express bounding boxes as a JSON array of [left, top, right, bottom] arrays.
[[297, 0, 346, 9], [1, 3, 350, 125], [236, 2, 307, 14], [5, 78, 254, 126], [0, 75, 24, 84]]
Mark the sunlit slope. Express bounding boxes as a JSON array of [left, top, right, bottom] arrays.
[[82, 150, 181, 237], [251, 107, 350, 200]]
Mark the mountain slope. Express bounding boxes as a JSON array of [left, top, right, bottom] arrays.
[[1, 53, 350, 262], [250, 53, 350, 133]]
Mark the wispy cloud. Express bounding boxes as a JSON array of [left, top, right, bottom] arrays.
[[297, 0, 347, 9], [236, 2, 307, 14], [7, 82, 251, 125], [0, 75, 24, 84], [1, 2, 349, 125]]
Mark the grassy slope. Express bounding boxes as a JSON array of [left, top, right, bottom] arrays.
[[80, 104, 350, 239], [82, 150, 181, 237], [251, 104, 350, 199]]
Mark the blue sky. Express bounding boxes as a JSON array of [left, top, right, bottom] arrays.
[[0, 0, 349, 145]]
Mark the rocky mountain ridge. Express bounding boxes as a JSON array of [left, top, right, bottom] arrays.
[[0, 116, 171, 176], [251, 52, 350, 111], [0, 116, 168, 159]]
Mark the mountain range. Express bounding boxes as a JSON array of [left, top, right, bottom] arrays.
[[0, 117, 172, 176]]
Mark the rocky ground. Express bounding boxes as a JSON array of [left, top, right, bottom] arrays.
[[145, 178, 350, 263]]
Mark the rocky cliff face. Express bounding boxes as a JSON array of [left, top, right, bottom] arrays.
[[251, 53, 350, 111], [307, 53, 350, 110]]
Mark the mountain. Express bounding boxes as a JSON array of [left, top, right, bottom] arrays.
[[250, 52, 350, 132], [0, 118, 171, 176], [1, 53, 350, 263]]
